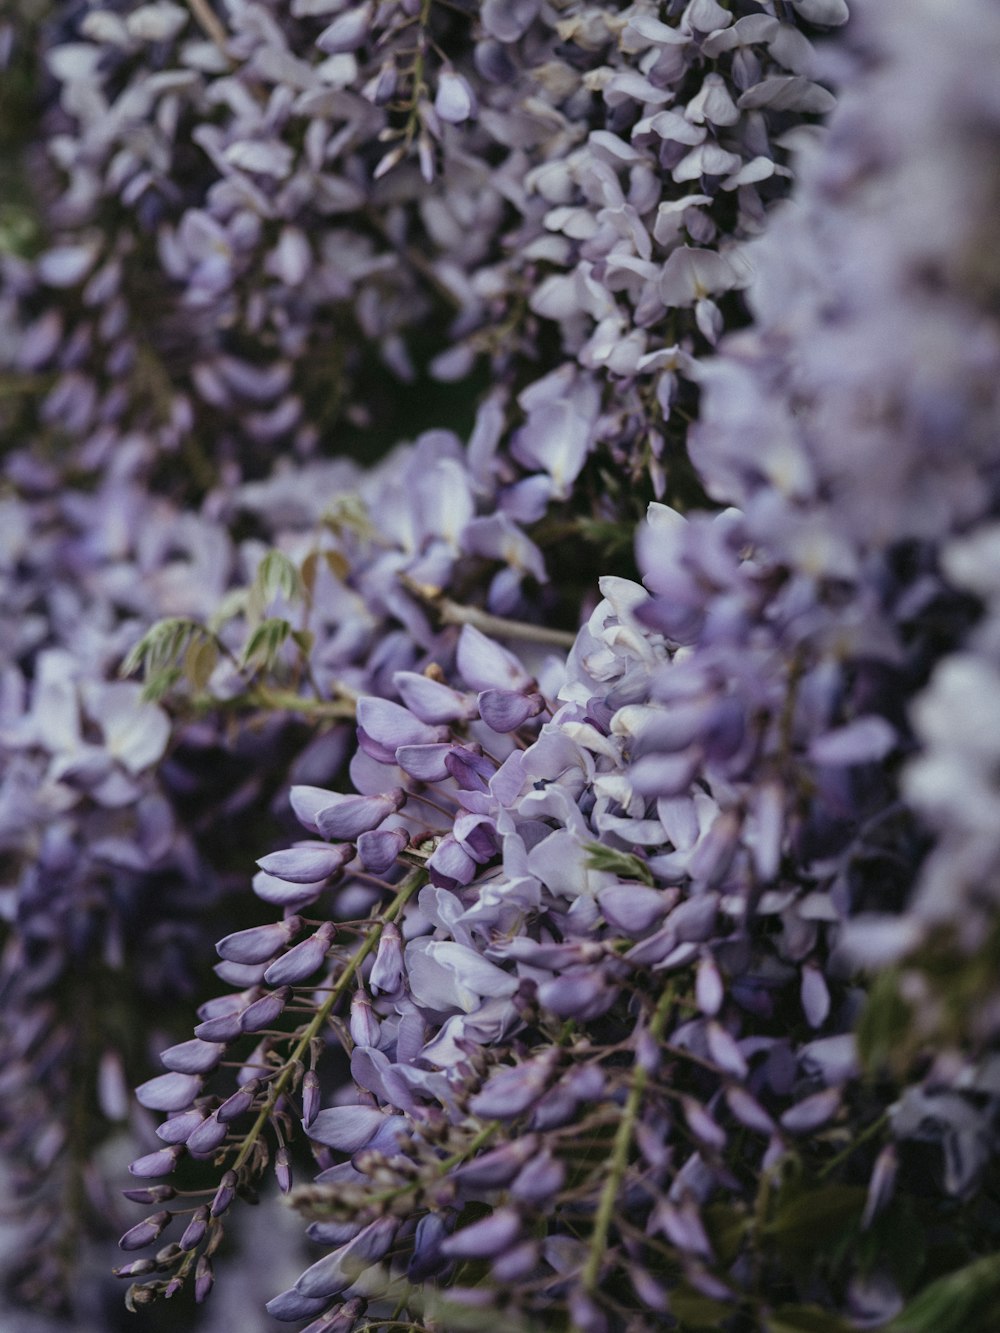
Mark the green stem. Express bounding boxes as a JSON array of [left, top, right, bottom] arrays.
[[579, 985, 675, 1302], [185, 0, 231, 54], [243, 685, 357, 719], [229, 870, 426, 1177], [817, 1110, 889, 1181], [400, 575, 577, 649]]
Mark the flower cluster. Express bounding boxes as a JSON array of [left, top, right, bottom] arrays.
[[4, 0, 1000, 1331]]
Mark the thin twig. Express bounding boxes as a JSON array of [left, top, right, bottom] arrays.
[[400, 574, 577, 649], [186, 0, 231, 54]]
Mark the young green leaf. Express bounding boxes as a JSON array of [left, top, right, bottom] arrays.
[[584, 843, 655, 887]]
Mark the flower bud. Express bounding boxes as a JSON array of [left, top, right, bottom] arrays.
[[119, 1210, 172, 1252], [217, 1079, 259, 1123], [275, 1146, 292, 1193], [129, 1145, 183, 1178], [217, 918, 302, 965], [194, 1254, 214, 1303], [179, 1206, 210, 1251], [264, 923, 335, 985], [302, 1070, 320, 1127], [186, 1112, 229, 1157], [240, 987, 290, 1032], [210, 1170, 237, 1218], [349, 991, 381, 1048]]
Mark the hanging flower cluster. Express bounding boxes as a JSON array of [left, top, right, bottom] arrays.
[[4, 0, 1000, 1331]]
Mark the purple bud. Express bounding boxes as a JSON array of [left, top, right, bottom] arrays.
[[315, 790, 406, 841], [217, 1081, 259, 1124], [122, 1186, 176, 1204], [809, 716, 896, 767], [316, 2, 372, 53], [656, 1199, 713, 1258], [396, 742, 454, 782], [357, 827, 409, 873], [751, 782, 784, 882], [408, 1212, 450, 1282], [308, 1105, 387, 1153], [780, 1087, 841, 1135], [160, 1039, 224, 1076], [136, 1072, 202, 1113], [295, 1217, 398, 1298], [119, 1211, 172, 1252], [434, 69, 476, 123], [568, 1292, 609, 1333], [725, 1087, 776, 1135], [801, 964, 831, 1029], [302, 1071, 321, 1127], [186, 1113, 229, 1157], [266, 1287, 331, 1322], [696, 954, 725, 1016], [510, 1152, 565, 1206], [179, 1206, 209, 1251], [457, 625, 532, 692], [469, 1053, 557, 1119], [445, 745, 494, 792], [453, 1137, 540, 1190], [493, 1241, 539, 1282], [478, 688, 544, 733], [427, 834, 477, 890], [356, 697, 448, 764], [215, 958, 268, 987], [681, 1096, 727, 1151], [114, 1258, 158, 1277], [369, 922, 404, 994], [129, 1146, 183, 1178], [252, 871, 327, 909], [598, 884, 670, 935], [264, 923, 336, 985], [194, 1255, 214, 1303], [194, 1012, 244, 1043], [394, 670, 477, 724], [210, 1171, 237, 1217], [706, 1022, 748, 1080], [240, 987, 290, 1032], [454, 813, 498, 864], [440, 1207, 521, 1259], [688, 811, 741, 886], [257, 844, 352, 884], [537, 970, 618, 1021], [275, 1146, 293, 1193], [349, 992, 381, 1048], [217, 917, 302, 964], [156, 1108, 207, 1146]]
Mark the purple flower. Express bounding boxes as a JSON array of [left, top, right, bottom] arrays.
[[440, 1207, 521, 1259], [217, 917, 302, 964], [135, 1071, 202, 1113], [264, 922, 336, 985], [257, 843, 354, 883], [118, 1211, 172, 1252]]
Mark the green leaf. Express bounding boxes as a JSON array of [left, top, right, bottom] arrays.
[[183, 637, 219, 693], [584, 842, 655, 886], [767, 1184, 866, 1257], [247, 550, 303, 624], [140, 667, 183, 703], [889, 1252, 1000, 1333], [856, 968, 914, 1074], [120, 618, 206, 681], [241, 618, 292, 672]]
